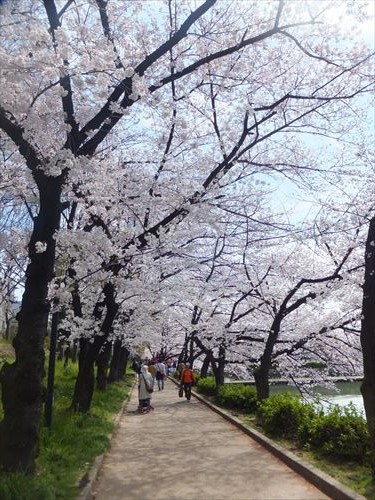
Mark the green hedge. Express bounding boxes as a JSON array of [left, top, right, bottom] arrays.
[[258, 393, 370, 462], [258, 392, 317, 442], [308, 403, 370, 460], [217, 384, 258, 412], [196, 376, 216, 396]]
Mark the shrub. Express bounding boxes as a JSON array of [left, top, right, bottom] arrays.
[[308, 403, 370, 461], [196, 376, 216, 396], [217, 384, 258, 412], [258, 392, 317, 442]]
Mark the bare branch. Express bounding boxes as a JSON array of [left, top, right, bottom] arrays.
[[274, 0, 285, 28], [280, 31, 340, 67], [77, 0, 217, 156], [43, 0, 80, 152]]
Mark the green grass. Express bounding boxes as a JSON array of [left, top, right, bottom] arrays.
[[0, 354, 134, 500]]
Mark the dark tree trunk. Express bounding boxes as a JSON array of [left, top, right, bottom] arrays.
[[70, 339, 96, 413], [0, 174, 63, 473], [108, 340, 125, 382], [192, 336, 217, 382], [254, 318, 281, 401], [188, 335, 195, 366], [70, 343, 79, 363], [200, 355, 210, 378], [210, 358, 218, 381], [71, 283, 118, 412], [63, 346, 70, 367], [215, 344, 226, 386], [177, 351, 184, 365], [96, 342, 112, 390], [360, 216, 375, 476], [118, 346, 129, 380], [254, 366, 270, 400], [108, 339, 121, 383], [57, 340, 64, 361], [178, 347, 188, 365]]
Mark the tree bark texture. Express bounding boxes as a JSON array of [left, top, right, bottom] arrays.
[[254, 366, 270, 400], [200, 356, 210, 378], [71, 283, 118, 412], [254, 317, 281, 400], [215, 344, 226, 386], [118, 346, 129, 380], [360, 216, 375, 475], [0, 174, 63, 473], [108, 340, 129, 382], [70, 339, 96, 412], [96, 342, 112, 390], [108, 340, 121, 383]]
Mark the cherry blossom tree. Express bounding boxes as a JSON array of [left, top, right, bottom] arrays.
[[0, 0, 373, 474], [163, 196, 366, 395]]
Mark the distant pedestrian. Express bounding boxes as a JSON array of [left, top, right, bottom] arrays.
[[138, 365, 154, 413], [167, 361, 175, 375], [166, 360, 172, 375], [155, 360, 167, 390], [180, 363, 195, 401]]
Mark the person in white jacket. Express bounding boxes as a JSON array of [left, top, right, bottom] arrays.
[[138, 365, 154, 413]]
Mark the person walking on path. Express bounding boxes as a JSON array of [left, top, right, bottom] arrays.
[[155, 359, 167, 390], [138, 365, 154, 413], [180, 362, 195, 400]]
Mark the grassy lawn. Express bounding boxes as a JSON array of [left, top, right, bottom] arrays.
[[0, 350, 134, 500]]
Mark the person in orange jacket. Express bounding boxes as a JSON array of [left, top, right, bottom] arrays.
[[180, 362, 195, 401]]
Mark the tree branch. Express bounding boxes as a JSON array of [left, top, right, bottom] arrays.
[[43, 0, 80, 152], [0, 106, 40, 171], [77, 0, 216, 156]]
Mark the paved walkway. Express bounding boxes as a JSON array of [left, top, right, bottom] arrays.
[[91, 379, 330, 500]]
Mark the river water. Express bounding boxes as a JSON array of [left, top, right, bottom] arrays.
[[270, 381, 364, 414]]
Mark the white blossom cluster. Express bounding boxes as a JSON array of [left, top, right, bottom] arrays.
[[0, 0, 373, 386]]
